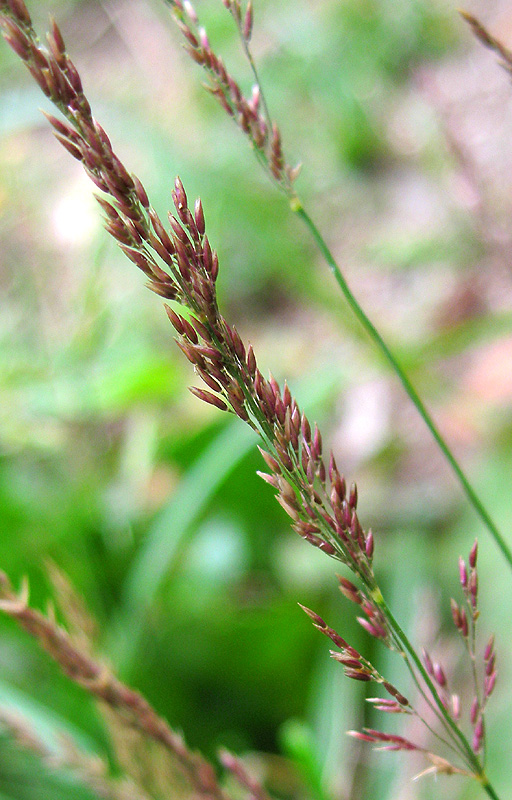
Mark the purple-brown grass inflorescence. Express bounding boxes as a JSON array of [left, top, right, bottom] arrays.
[[164, 0, 300, 192], [0, 0, 377, 584], [0, 3, 502, 795], [449, 540, 497, 757]]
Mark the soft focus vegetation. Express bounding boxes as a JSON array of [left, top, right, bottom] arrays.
[[1, 0, 512, 797]]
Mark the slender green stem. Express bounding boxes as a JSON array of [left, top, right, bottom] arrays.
[[482, 779, 502, 800], [292, 200, 512, 571]]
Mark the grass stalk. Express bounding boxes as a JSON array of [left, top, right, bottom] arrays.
[[292, 200, 512, 570]]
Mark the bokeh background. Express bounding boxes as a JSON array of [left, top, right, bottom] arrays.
[[1, 0, 512, 797]]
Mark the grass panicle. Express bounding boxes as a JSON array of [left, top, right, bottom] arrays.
[[165, 0, 298, 191], [0, 2, 506, 799], [0, 570, 231, 800]]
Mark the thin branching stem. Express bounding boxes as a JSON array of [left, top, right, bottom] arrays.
[[482, 781, 502, 800], [400, 652, 462, 757], [378, 594, 500, 794]]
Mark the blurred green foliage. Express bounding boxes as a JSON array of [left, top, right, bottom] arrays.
[[1, 0, 512, 798]]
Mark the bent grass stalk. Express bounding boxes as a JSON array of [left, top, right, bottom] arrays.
[[0, 572, 236, 800], [0, 1, 503, 797], [0, 573, 278, 800], [165, 0, 512, 572]]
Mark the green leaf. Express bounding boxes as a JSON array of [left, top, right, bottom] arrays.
[[109, 418, 255, 669]]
